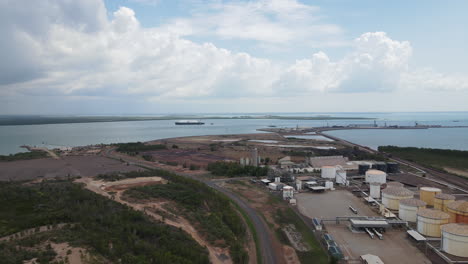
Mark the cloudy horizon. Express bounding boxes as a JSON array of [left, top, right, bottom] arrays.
[[1, 0, 468, 114]]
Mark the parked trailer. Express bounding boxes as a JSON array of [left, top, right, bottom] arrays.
[[373, 228, 383, 240], [365, 228, 375, 239], [349, 205, 358, 214]]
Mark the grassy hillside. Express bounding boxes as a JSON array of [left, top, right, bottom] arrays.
[[378, 146, 468, 172], [0, 179, 209, 264]]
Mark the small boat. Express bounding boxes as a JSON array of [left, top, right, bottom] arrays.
[[268, 125, 277, 127], [175, 120, 205, 125]]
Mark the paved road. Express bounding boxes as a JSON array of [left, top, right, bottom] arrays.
[[105, 148, 278, 264]]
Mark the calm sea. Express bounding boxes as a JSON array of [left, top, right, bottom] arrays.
[[0, 112, 467, 155]]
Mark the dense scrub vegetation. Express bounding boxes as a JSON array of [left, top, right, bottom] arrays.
[[125, 168, 249, 263], [207, 161, 269, 177], [94, 169, 154, 181], [0, 151, 48, 162], [379, 146, 468, 171], [115, 142, 166, 154], [0, 180, 209, 264]]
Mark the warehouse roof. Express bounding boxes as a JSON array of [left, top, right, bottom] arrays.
[[441, 223, 468, 236], [417, 208, 450, 220], [400, 198, 427, 207], [382, 187, 413, 197], [435, 193, 455, 200], [407, 230, 426, 241]]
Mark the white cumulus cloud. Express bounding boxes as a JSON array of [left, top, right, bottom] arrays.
[[0, 0, 467, 113]]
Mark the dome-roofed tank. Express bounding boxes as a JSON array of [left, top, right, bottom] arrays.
[[419, 187, 442, 206], [386, 181, 404, 188], [447, 200, 468, 223], [382, 187, 414, 210], [358, 164, 371, 175], [441, 223, 468, 257], [386, 162, 399, 173], [399, 198, 427, 222], [417, 208, 450, 237], [434, 193, 456, 212], [365, 169, 387, 184]]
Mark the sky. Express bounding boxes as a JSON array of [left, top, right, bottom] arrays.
[[1, 0, 468, 115]]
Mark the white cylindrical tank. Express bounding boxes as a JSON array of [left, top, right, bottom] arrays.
[[365, 169, 387, 184], [369, 183, 381, 199], [420, 187, 442, 206], [382, 187, 414, 210], [321, 166, 336, 179], [417, 208, 450, 237], [386, 181, 404, 188], [335, 169, 347, 185], [434, 193, 456, 212], [325, 181, 334, 189], [399, 199, 427, 222], [441, 223, 468, 257]]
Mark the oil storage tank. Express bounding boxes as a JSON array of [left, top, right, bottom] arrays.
[[434, 193, 456, 212], [382, 187, 414, 210], [447, 201, 468, 223], [358, 164, 371, 175], [399, 198, 426, 222], [335, 169, 347, 185], [417, 208, 450, 237], [365, 169, 387, 184], [419, 187, 442, 206], [386, 182, 404, 188], [441, 223, 468, 257], [321, 166, 336, 179], [386, 162, 399, 173], [373, 162, 387, 172]]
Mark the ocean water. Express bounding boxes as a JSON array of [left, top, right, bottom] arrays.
[[0, 112, 467, 155]]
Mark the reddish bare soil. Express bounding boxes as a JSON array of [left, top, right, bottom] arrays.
[[0, 156, 141, 181]]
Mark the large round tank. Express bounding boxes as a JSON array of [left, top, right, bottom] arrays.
[[373, 162, 387, 172], [369, 183, 381, 199], [419, 187, 442, 206], [382, 187, 414, 210], [434, 193, 456, 212], [386, 162, 399, 173], [441, 223, 468, 257], [417, 208, 450, 237], [386, 181, 404, 188], [321, 166, 336, 179], [358, 164, 371, 175], [399, 199, 427, 222], [447, 201, 468, 223], [336, 169, 347, 185], [365, 169, 387, 184]]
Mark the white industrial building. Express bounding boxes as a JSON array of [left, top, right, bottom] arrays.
[[283, 186, 294, 200]]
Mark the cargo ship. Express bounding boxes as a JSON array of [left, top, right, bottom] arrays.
[[175, 120, 205, 125]]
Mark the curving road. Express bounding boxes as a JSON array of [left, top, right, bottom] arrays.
[[104, 148, 278, 264]]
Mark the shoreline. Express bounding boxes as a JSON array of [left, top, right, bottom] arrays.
[[0, 115, 373, 126]]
